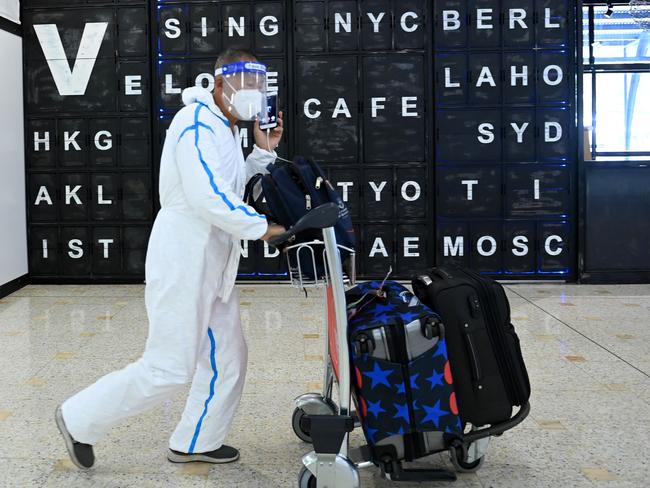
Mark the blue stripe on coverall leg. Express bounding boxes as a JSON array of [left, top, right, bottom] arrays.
[[178, 104, 266, 220], [188, 327, 219, 454]]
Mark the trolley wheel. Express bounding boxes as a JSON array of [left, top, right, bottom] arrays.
[[450, 446, 485, 473], [298, 466, 317, 488], [292, 408, 313, 443]]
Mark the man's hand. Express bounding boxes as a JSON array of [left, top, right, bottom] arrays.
[[254, 111, 284, 152], [261, 223, 287, 242]]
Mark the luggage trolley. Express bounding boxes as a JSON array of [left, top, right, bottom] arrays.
[[269, 204, 531, 487], [268, 203, 362, 487]]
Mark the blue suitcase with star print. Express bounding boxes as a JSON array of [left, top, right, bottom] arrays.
[[346, 280, 463, 466]]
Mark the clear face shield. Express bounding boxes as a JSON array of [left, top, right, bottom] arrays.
[[216, 61, 267, 121]]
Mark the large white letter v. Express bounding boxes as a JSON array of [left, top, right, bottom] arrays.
[[33, 22, 109, 96]]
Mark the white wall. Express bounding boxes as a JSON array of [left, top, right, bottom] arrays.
[[0, 28, 28, 286], [0, 1, 20, 24]]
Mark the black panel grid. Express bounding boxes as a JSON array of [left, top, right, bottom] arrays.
[[23, 1, 152, 281], [433, 0, 577, 279], [22, 0, 577, 282]]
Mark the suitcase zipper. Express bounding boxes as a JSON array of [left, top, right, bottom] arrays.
[[388, 315, 420, 460], [463, 334, 482, 382], [456, 268, 519, 404]]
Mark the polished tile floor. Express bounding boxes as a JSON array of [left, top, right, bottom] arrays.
[[0, 283, 649, 488]]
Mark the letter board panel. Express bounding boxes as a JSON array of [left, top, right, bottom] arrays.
[[222, 3, 253, 51], [58, 119, 87, 168], [123, 226, 150, 275], [363, 225, 394, 277], [157, 116, 173, 150], [437, 166, 502, 218], [158, 60, 188, 112], [503, 52, 535, 105], [468, 52, 501, 106], [255, 243, 288, 276], [539, 221, 569, 273], [121, 173, 153, 221], [363, 167, 393, 221], [238, 240, 257, 277], [117, 7, 148, 57], [296, 56, 358, 163], [29, 226, 60, 276], [328, 1, 359, 51], [329, 168, 361, 221], [29, 174, 59, 222], [505, 165, 569, 217], [503, 109, 536, 162], [469, 221, 503, 273], [120, 118, 151, 168], [361, 0, 392, 50], [61, 227, 91, 276], [434, 53, 467, 107], [434, 0, 467, 49], [89, 119, 118, 168], [536, 0, 569, 47], [90, 174, 120, 221], [436, 222, 469, 268], [536, 108, 571, 161], [60, 174, 89, 221], [294, 1, 326, 52], [436, 110, 502, 162], [394, 0, 426, 50], [363, 55, 425, 162], [254, 2, 285, 53], [118, 61, 150, 113], [504, 221, 536, 274], [190, 4, 221, 55], [158, 6, 188, 55], [502, 0, 534, 47], [536, 50, 570, 104], [396, 167, 427, 220], [397, 225, 429, 277], [26, 119, 56, 169], [92, 227, 122, 275], [190, 59, 217, 93], [468, 0, 501, 48]]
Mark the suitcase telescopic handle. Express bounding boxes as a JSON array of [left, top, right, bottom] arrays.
[[432, 268, 453, 280], [267, 202, 340, 248]]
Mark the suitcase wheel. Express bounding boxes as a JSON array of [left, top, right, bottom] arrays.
[[292, 407, 314, 443], [352, 333, 375, 355], [298, 466, 317, 488]]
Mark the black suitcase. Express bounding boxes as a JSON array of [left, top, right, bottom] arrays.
[[412, 267, 531, 427], [346, 280, 463, 480]]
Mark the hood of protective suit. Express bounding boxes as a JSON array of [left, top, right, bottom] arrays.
[[182, 86, 217, 108]]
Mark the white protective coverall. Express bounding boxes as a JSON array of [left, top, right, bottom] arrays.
[[62, 86, 276, 453]]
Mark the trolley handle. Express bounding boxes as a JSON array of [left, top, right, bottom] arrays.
[[267, 203, 341, 248]]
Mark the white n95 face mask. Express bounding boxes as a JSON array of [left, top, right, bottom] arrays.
[[230, 88, 264, 121]]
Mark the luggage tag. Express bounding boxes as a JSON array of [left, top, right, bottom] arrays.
[[347, 267, 392, 320]]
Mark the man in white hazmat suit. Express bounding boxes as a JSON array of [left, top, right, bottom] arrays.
[[55, 49, 286, 469]]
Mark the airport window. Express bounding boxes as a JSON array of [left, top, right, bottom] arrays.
[[583, 2, 650, 159]]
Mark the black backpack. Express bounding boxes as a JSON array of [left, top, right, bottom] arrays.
[[245, 156, 355, 279]]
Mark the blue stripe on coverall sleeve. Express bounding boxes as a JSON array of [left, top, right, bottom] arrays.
[[178, 104, 266, 220], [188, 327, 219, 454]]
